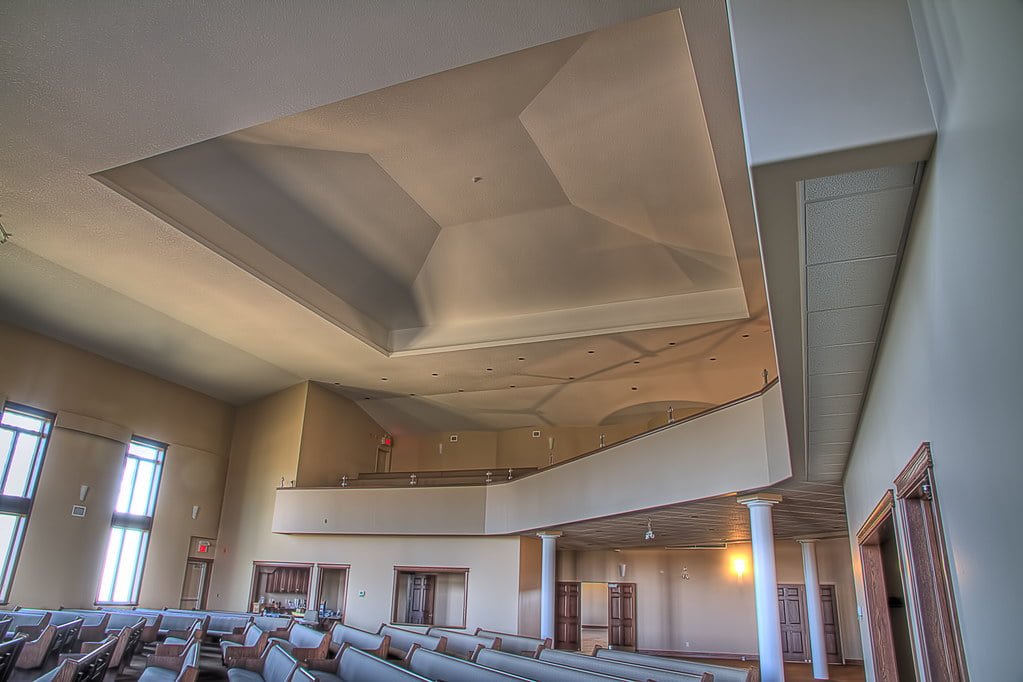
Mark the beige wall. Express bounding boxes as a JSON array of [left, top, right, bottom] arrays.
[[842, 2, 1023, 679], [297, 383, 386, 486], [561, 539, 861, 659], [517, 536, 542, 637], [0, 323, 233, 608]]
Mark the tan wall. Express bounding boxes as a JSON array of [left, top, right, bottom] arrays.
[[391, 430, 498, 471], [561, 538, 861, 659], [297, 383, 386, 486], [517, 536, 542, 637], [0, 323, 233, 608]]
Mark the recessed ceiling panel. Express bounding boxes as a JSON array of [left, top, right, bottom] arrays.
[[97, 10, 747, 356]]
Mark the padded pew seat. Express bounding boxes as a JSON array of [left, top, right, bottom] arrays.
[[306, 645, 429, 682], [326, 623, 388, 657], [267, 623, 329, 662], [424, 627, 498, 660], [475, 628, 551, 656], [226, 644, 301, 682], [407, 646, 529, 682], [594, 649, 755, 682], [539, 649, 712, 682], [476, 649, 629, 682], [140, 640, 201, 682]]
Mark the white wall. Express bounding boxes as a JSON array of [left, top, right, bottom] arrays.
[[843, 2, 1023, 679]]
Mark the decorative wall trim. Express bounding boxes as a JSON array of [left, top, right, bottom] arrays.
[[893, 442, 931, 498], [54, 410, 130, 444], [856, 489, 894, 545]]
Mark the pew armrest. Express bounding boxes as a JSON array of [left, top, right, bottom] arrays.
[[155, 643, 187, 657], [220, 632, 246, 644], [305, 659, 338, 672], [289, 645, 326, 663]]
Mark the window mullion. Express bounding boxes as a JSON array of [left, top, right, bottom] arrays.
[[0, 432, 16, 491]]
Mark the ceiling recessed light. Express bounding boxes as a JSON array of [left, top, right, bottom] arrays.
[[587, 350, 595, 354], [472, 176, 483, 183], [568, 376, 576, 380], [457, 389, 465, 392], [485, 368, 493, 372], [362, 397, 370, 400], [633, 360, 640, 364], [333, 382, 340, 386], [742, 334, 750, 338], [631, 387, 638, 391], [431, 372, 439, 376], [709, 357, 717, 361], [409, 393, 416, 396], [517, 357, 525, 361], [509, 385, 516, 388], [668, 342, 677, 346]]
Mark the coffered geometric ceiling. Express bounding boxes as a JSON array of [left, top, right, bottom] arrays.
[[99, 11, 746, 356], [0, 2, 772, 435]]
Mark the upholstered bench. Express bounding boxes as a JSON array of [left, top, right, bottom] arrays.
[[69, 623, 143, 676], [0, 610, 50, 640], [305, 644, 430, 682], [407, 645, 529, 682], [267, 624, 330, 663], [594, 649, 752, 682], [15, 619, 83, 671], [18, 610, 105, 646], [221, 622, 270, 665], [326, 623, 388, 658], [253, 617, 294, 639], [476, 648, 630, 682], [475, 628, 551, 656], [377, 625, 446, 660], [226, 644, 302, 682], [139, 639, 201, 682], [424, 627, 499, 661], [540, 649, 712, 682], [33, 635, 118, 682]]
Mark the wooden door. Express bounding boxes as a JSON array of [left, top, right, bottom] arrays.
[[179, 559, 210, 610], [555, 582, 581, 650], [407, 574, 436, 625], [607, 583, 636, 650], [778, 584, 809, 662], [375, 447, 392, 473], [820, 584, 843, 664]]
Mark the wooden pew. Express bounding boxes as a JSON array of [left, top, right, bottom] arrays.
[[406, 645, 529, 682], [376, 626, 446, 661], [220, 622, 270, 666], [15, 619, 84, 671], [476, 649, 630, 682], [325, 623, 388, 658], [474, 628, 551, 656], [267, 623, 329, 664], [424, 628, 499, 661], [139, 639, 201, 682], [32, 636, 117, 682], [305, 644, 430, 682], [0, 636, 26, 682], [539, 649, 712, 682], [594, 648, 758, 682]]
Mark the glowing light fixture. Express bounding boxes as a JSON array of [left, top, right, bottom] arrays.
[[732, 557, 747, 578]]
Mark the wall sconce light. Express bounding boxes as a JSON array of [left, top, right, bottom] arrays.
[[191, 505, 200, 520], [438, 442, 444, 455], [618, 563, 627, 578], [732, 557, 747, 578], [79, 485, 89, 502]]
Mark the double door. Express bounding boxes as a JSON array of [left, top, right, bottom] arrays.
[[555, 582, 636, 651], [778, 583, 843, 663]]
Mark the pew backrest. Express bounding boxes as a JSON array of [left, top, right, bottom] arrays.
[[595, 649, 754, 682], [0, 620, 9, 641], [425, 628, 499, 660], [269, 623, 329, 661], [52, 618, 84, 654], [475, 628, 551, 656], [539, 649, 712, 682], [377, 625, 446, 659], [476, 649, 629, 682], [243, 624, 268, 648], [327, 623, 389, 657], [337, 645, 431, 682], [0, 636, 25, 682], [47, 635, 118, 682], [0, 610, 50, 638], [407, 646, 530, 682], [262, 644, 300, 682], [253, 616, 293, 636]]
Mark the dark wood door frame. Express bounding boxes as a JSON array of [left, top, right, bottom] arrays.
[[857, 491, 901, 682], [555, 582, 581, 650], [607, 582, 637, 650], [894, 443, 969, 681]]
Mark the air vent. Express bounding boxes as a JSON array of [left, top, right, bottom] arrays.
[[532, 430, 541, 438], [449, 434, 459, 442]]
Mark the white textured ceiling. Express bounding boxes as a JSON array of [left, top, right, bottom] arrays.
[[0, 0, 771, 435], [803, 164, 922, 481]]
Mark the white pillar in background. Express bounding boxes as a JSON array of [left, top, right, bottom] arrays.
[[738, 494, 785, 682], [538, 531, 561, 641], [798, 539, 829, 680]]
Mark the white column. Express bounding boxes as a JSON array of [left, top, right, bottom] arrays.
[[538, 531, 561, 641], [738, 494, 785, 682], [798, 540, 829, 680]]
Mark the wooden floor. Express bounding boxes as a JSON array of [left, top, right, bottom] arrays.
[[699, 658, 866, 682]]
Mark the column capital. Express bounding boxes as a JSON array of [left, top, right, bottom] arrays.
[[537, 531, 563, 539], [796, 538, 820, 545], [737, 493, 783, 507]]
